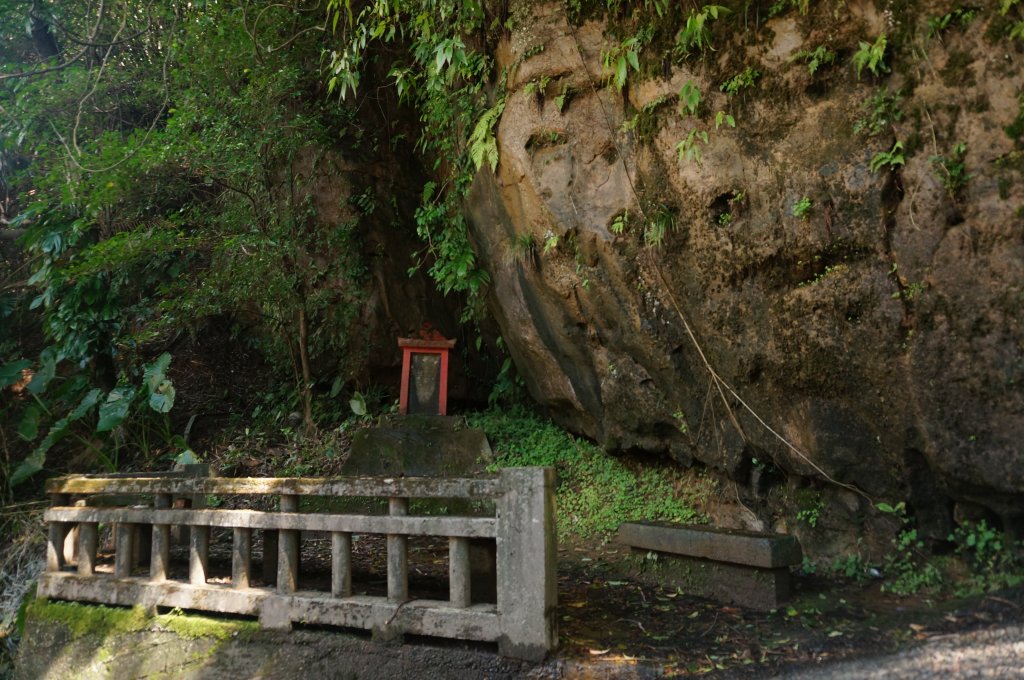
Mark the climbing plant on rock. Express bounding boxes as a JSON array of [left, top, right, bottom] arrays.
[[324, 0, 494, 299]]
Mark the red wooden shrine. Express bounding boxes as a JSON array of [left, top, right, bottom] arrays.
[[398, 327, 455, 416]]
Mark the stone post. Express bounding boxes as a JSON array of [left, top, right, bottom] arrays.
[[277, 494, 299, 593], [151, 493, 172, 582], [233, 528, 252, 589], [496, 467, 557, 661], [331, 532, 352, 598], [386, 497, 409, 603], [449, 537, 471, 608], [46, 494, 70, 572]]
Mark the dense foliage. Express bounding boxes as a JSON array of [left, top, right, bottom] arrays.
[[1, 1, 378, 490]]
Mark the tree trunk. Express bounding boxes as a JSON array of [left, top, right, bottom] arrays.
[[30, 2, 60, 60], [297, 306, 315, 435]]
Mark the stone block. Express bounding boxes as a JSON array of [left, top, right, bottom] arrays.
[[346, 415, 492, 478], [617, 522, 802, 611], [617, 522, 802, 568]]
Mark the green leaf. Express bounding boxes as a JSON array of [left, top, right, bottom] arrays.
[[96, 386, 136, 432], [679, 81, 701, 117], [27, 349, 58, 394], [349, 391, 367, 416], [330, 376, 345, 398], [17, 406, 41, 441], [876, 502, 904, 514], [148, 380, 176, 413], [70, 388, 104, 420], [626, 50, 639, 73], [0, 360, 31, 388], [10, 451, 45, 486], [616, 58, 627, 90], [143, 352, 172, 394], [468, 102, 504, 172], [174, 449, 199, 465], [15, 388, 103, 485]]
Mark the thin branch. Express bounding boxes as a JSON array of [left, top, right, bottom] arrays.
[[50, 8, 176, 175], [243, 1, 327, 59], [0, 50, 88, 81], [0, 281, 31, 294], [265, 22, 327, 53], [209, 176, 262, 216], [71, 7, 131, 156], [41, 1, 156, 48]]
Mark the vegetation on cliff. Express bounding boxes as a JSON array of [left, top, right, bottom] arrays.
[[2, 0, 1023, 625]]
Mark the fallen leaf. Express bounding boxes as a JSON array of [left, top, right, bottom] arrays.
[[589, 648, 611, 656]]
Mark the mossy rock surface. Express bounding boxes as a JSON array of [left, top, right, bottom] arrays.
[[345, 415, 492, 478]]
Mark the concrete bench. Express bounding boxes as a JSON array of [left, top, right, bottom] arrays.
[[616, 522, 802, 611]]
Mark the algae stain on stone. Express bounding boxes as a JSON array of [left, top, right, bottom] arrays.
[[21, 600, 261, 679], [26, 600, 151, 640], [154, 609, 259, 642]]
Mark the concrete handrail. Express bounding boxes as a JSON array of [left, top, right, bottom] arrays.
[[39, 467, 557, 661]]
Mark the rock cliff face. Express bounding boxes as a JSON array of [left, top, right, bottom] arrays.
[[464, 0, 1024, 552]]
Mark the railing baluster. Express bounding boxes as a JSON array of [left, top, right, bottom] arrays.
[[233, 528, 251, 589], [496, 467, 558, 661], [331, 532, 352, 597], [115, 523, 136, 578], [77, 522, 98, 575], [449, 536, 471, 608], [387, 497, 408, 603], [46, 494, 70, 572], [151, 493, 171, 582], [189, 525, 209, 585], [39, 469, 557, 660], [278, 494, 299, 593]]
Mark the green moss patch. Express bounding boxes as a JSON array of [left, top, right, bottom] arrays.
[[26, 600, 258, 643], [467, 407, 713, 540], [154, 609, 259, 641], [25, 601, 151, 640]]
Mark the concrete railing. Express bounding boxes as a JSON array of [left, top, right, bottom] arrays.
[[38, 467, 557, 661]]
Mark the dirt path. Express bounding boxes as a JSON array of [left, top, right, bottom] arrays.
[[552, 544, 1024, 678], [775, 623, 1024, 679]]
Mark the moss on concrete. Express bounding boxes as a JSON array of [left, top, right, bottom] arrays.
[[25, 601, 151, 640], [25, 600, 257, 644], [17, 601, 268, 679], [153, 609, 259, 642]]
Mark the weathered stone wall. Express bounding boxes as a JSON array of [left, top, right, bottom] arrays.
[[15, 604, 532, 680], [465, 0, 1024, 555]]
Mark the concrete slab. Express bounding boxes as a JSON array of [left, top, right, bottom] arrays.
[[616, 522, 802, 611], [617, 522, 802, 568]]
